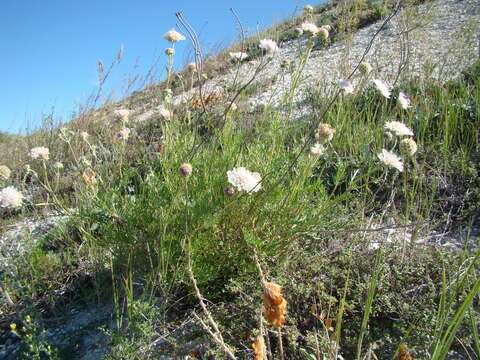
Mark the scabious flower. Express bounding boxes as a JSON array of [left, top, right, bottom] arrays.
[[163, 29, 186, 43], [385, 121, 414, 137], [337, 79, 354, 94], [398, 91, 410, 109], [263, 282, 287, 328], [304, 4, 314, 12], [117, 127, 131, 140], [53, 162, 64, 169], [318, 27, 329, 40], [377, 149, 404, 172], [359, 61, 372, 75], [310, 143, 325, 156], [229, 52, 249, 61], [80, 131, 89, 141], [301, 22, 319, 35], [0, 186, 23, 208], [400, 138, 418, 156], [179, 163, 192, 177], [373, 79, 391, 98], [165, 47, 175, 56], [259, 39, 279, 53], [315, 123, 336, 142], [114, 109, 131, 121], [187, 62, 197, 72], [227, 167, 262, 193], [159, 106, 172, 120], [29, 147, 50, 160], [0, 165, 11, 180]]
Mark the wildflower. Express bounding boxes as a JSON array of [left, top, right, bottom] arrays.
[[398, 91, 410, 109], [10, 323, 16, 331], [0, 165, 11, 180], [377, 149, 403, 172], [187, 62, 197, 72], [318, 27, 329, 40], [359, 61, 372, 75], [179, 163, 192, 177], [0, 186, 23, 208], [259, 39, 279, 53], [225, 187, 235, 196], [82, 168, 97, 187], [252, 334, 266, 360], [165, 47, 175, 56], [263, 282, 287, 327], [373, 79, 391, 98], [114, 109, 130, 122], [229, 52, 248, 61], [80, 131, 89, 141], [227, 167, 262, 193], [396, 344, 413, 360], [310, 143, 325, 156], [117, 127, 131, 141], [301, 22, 319, 35], [400, 138, 418, 156], [159, 106, 172, 120], [53, 162, 64, 169], [385, 121, 414, 137], [163, 29, 185, 42], [315, 123, 335, 142], [29, 146, 50, 160], [304, 4, 314, 12], [337, 79, 354, 94]]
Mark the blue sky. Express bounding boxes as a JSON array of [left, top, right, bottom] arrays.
[[0, 0, 312, 134]]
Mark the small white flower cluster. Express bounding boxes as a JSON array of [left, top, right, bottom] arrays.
[[117, 127, 131, 141], [29, 146, 50, 160], [163, 29, 185, 43], [0, 165, 11, 180], [378, 120, 417, 171], [229, 52, 249, 61], [0, 186, 23, 208], [227, 167, 262, 193], [372, 80, 411, 110], [259, 39, 279, 54]]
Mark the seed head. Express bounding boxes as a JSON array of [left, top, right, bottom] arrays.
[[165, 48, 175, 56], [0, 165, 11, 180], [315, 123, 335, 143], [179, 163, 192, 177], [163, 29, 186, 43]]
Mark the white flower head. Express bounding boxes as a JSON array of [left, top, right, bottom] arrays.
[[359, 61, 372, 75], [0, 186, 23, 208], [259, 39, 279, 53], [29, 146, 50, 160], [398, 91, 410, 109], [163, 29, 186, 43], [227, 167, 262, 193], [373, 79, 391, 98], [400, 138, 418, 156], [53, 161, 64, 169], [310, 143, 325, 156], [385, 121, 414, 137], [229, 52, 248, 61], [0, 165, 11, 180], [315, 123, 336, 143], [187, 62, 197, 72], [117, 127, 131, 141], [318, 27, 329, 40], [159, 106, 172, 120], [80, 131, 89, 141], [301, 22, 319, 35], [304, 4, 314, 12], [337, 79, 354, 94], [377, 149, 403, 172], [114, 109, 131, 122]]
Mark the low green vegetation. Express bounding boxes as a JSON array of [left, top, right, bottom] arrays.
[[1, 1, 479, 359]]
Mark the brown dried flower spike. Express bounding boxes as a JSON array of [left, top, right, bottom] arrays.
[[263, 282, 287, 327], [252, 334, 266, 360], [396, 344, 413, 360]]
